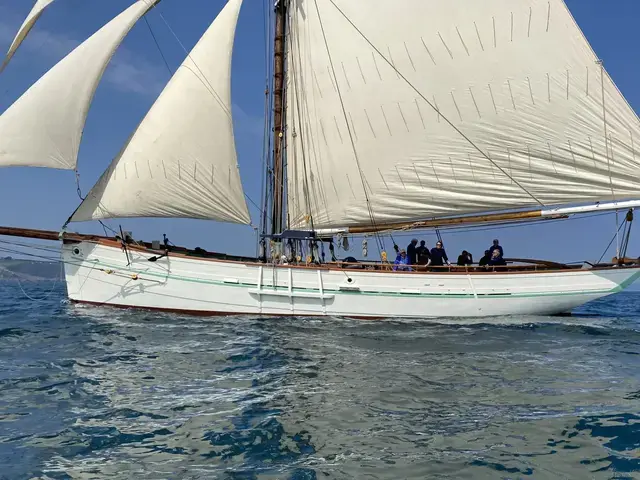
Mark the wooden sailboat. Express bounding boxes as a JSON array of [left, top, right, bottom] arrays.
[[0, 0, 639, 319]]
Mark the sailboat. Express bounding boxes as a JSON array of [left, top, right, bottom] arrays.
[[0, 0, 639, 319]]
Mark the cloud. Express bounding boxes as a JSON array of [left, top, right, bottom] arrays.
[[0, 11, 166, 97], [104, 49, 168, 97]]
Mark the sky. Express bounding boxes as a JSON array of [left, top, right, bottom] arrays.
[[0, 0, 639, 269]]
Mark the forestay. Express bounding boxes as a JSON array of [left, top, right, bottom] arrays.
[[285, 0, 640, 230], [0, 0, 158, 170], [1, 0, 56, 73], [70, 0, 251, 225]]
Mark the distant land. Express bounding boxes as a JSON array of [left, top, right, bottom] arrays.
[[0, 257, 62, 280]]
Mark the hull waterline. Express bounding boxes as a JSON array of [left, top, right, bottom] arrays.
[[61, 240, 640, 320]]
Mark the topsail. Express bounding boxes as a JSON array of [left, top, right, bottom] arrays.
[[1, 0, 56, 73], [69, 0, 251, 225], [0, 0, 159, 170]]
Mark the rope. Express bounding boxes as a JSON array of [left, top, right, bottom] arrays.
[[325, 0, 545, 208], [288, 12, 317, 232], [597, 219, 627, 264], [156, 12, 231, 119], [615, 209, 620, 258], [144, 16, 173, 75], [619, 209, 634, 260], [4, 268, 62, 302], [0, 251, 64, 302], [598, 59, 620, 259], [0, 239, 60, 253], [74, 169, 84, 200], [71, 170, 119, 237]]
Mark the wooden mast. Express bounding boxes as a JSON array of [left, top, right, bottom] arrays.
[[270, 0, 287, 235]]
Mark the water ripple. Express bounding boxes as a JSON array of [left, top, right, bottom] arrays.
[[0, 283, 639, 478]]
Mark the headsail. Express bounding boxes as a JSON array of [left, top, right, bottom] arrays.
[[69, 0, 251, 226], [1, 0, 56, 73], [0, 0, 159, 170], [285, 0, 640, 230]]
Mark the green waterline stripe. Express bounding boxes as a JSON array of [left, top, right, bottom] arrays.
[[64, 257, 640, 300]]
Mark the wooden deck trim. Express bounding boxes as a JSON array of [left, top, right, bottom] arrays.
[[1, 225, 636, 277], [89, 237, 636, 277]]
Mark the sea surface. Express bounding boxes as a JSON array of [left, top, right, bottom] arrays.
[[0, 282, 639, 480]]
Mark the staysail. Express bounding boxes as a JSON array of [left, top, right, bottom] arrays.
[[1, 0, 56, 73], [69, 0, 251, 225], [0, 0, 159, 170], [285, 0, 640, 230]]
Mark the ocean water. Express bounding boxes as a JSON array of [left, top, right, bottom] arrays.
[[0, 282, 639, 480]]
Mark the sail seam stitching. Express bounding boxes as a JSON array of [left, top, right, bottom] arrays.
[[311, 0, 385, 251], [325, 0, 545, 208]]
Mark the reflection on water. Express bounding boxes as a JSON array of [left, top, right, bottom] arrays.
[[0, 282, 639, 479]]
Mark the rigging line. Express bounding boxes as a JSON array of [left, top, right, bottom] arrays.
[[0, 245, 61, 262], [435, 228, 443, 244], [261, 43, 275, 238], [616, 209, 620, 258], [620, 211, 633, 259], [2, 260, 64, 303], [287, 9, 317, 232], [312, 0, 385, 253], [289, 11, 335, 230], [278, 4, 291, 232], [71, 170, 120, 238], [258, 0, 273, 240], [259, 85, 271, 237], [288, 12, 320, 220], [156, 11, 232, 120], [144, 16, 172, 75], [618, 217, 628, 258], [326, 0, 545, 208], [0, 239, 62, 253], [245, 191, 273, 225], [262, 0, 273, 84], [596, 218, 626, 264]]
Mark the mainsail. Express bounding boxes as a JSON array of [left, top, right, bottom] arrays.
[[285, 0, 640, 230], [0, 0, 159, 170], [69, 0, 251, 225], [1, 0, 56, 73]]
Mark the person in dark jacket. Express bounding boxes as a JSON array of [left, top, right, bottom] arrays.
[[416, 240, 431, 265], [457, 250, 473, 266], [489, 239, 504, 259], [488, 249, 507, 266], [430, 241, 450, 267], [478, 250, 491, 267], [406, 239, 418, 265]]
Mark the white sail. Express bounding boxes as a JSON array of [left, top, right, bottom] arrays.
[[0, 0, 159, 170], [69, 0, 251, 225], [1, 0, 56, 73], [285, 0, 640, 230]]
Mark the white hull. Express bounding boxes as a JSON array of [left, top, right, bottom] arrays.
[[62, 241, 640, 320]]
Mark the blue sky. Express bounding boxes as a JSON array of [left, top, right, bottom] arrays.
[[0, 0, 639, 267]]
